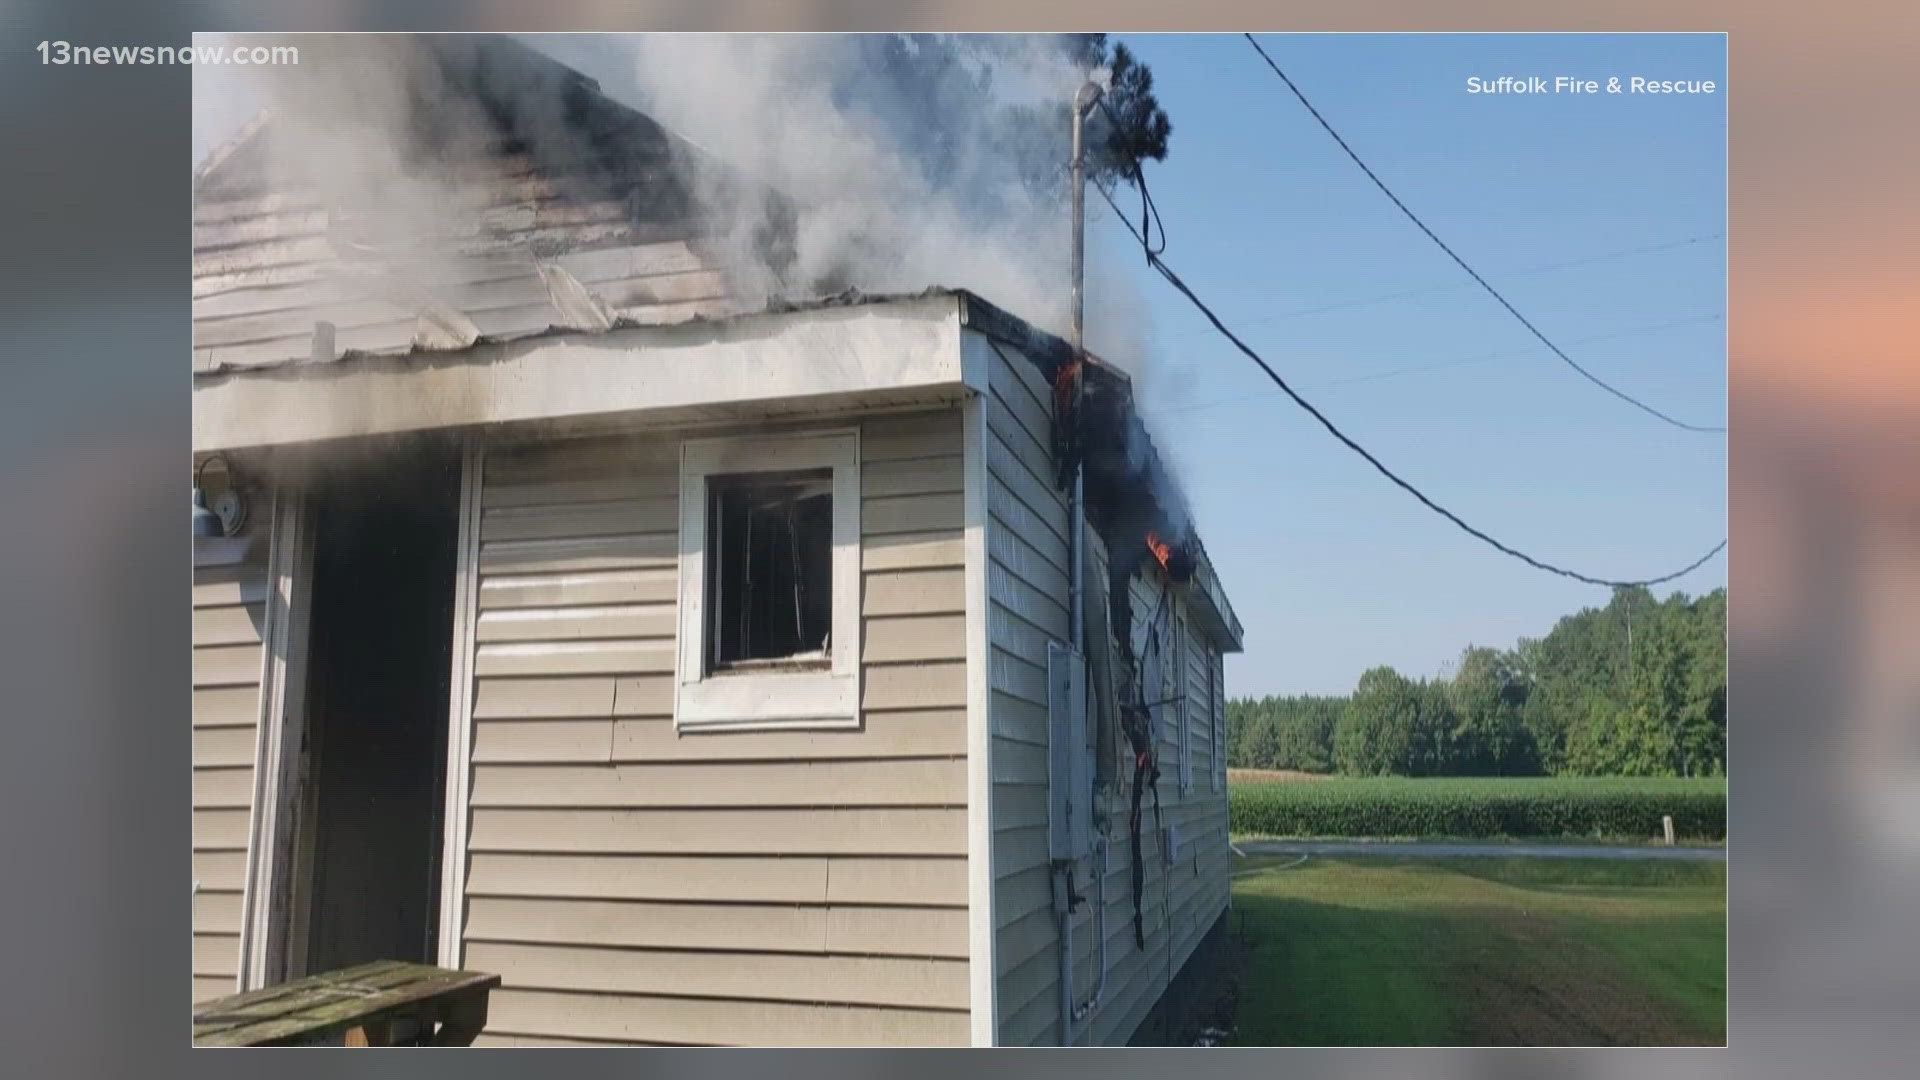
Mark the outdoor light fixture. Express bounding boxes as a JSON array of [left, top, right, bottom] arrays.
[[193, 454, 247, 539]]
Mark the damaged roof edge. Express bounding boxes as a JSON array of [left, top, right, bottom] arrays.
[[193, 285, 975, 381], [192, 290, 972, 452], [955, 292, 1242, 654], [195, 285, 1065, 384]]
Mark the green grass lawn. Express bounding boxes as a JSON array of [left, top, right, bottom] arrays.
[[1225, 854, 1726, 1045]]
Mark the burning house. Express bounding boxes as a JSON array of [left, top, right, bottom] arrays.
[[191, 36, 1241, 1046]]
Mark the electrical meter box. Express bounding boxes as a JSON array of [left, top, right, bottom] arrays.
[[1047, 642, 1092, 862]]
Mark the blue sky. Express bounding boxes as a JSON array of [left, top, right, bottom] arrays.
[[1106, 34, 1727, 696]]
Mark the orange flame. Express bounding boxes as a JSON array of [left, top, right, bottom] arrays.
[[1146, 531, 1173, 572], [1053, 357, 1083, 411]]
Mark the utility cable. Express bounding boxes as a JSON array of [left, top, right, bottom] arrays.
[[1091, 178, 1726, 590], [1243, 33, 1725, 435]]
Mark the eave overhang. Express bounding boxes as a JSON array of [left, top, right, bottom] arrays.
[[193, 291, 978, 454]]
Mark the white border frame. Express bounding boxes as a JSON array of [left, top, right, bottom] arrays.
[[674, 429, 863, 731], [436, 435, 484, 969], [961, 391, 998, 1046], [237, 487, 313, 990]]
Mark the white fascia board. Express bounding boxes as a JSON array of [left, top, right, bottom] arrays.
[[194, 293, 976, 453], [1188, 552, 1245, 654]]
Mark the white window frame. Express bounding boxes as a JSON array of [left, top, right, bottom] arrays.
[[675, 429, 862, 731], [239, 486, 314, 991]]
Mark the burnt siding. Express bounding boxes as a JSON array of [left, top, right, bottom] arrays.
[[454, 410, 971, 1047], [984, 342, 1232, 1046]]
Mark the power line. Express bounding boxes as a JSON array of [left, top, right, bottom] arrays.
[[1242, 33, 1726, 435], [1091, 178, 1727, 590]]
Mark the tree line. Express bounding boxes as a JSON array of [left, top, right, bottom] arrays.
[[1228, 586, 1727, 777]]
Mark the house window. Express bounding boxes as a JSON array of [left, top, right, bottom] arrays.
[[707, 470, 834, 670], [676, 431, 860, 731]]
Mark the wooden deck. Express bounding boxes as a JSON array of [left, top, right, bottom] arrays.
[[193, 960, 500, 1047]]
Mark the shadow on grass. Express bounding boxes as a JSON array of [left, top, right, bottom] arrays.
[[1226, 861, 1725, 1046], [1227, 891, 1455, 1045]]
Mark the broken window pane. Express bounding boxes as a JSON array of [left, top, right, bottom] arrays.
[[707, 469, 833, 670]]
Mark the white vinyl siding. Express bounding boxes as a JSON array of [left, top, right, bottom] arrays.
[[452, 409, 971, 1046], [192, 523, 270, 1004], [1212, 652, 1226, 792], [1175, 607, 1192, 795]]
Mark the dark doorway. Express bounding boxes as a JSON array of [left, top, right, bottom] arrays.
[[295, 443, 460, 976]]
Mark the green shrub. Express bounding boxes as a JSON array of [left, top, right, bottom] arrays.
[[1229, 776, 1726, 840]]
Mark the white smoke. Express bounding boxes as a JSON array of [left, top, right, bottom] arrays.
[[536, 33, 1158, 377], [197, 33, 1162, 377], [548, 35, 1185, 525], [195, 33, 1186, 517], [239, 37, 576, 261]]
